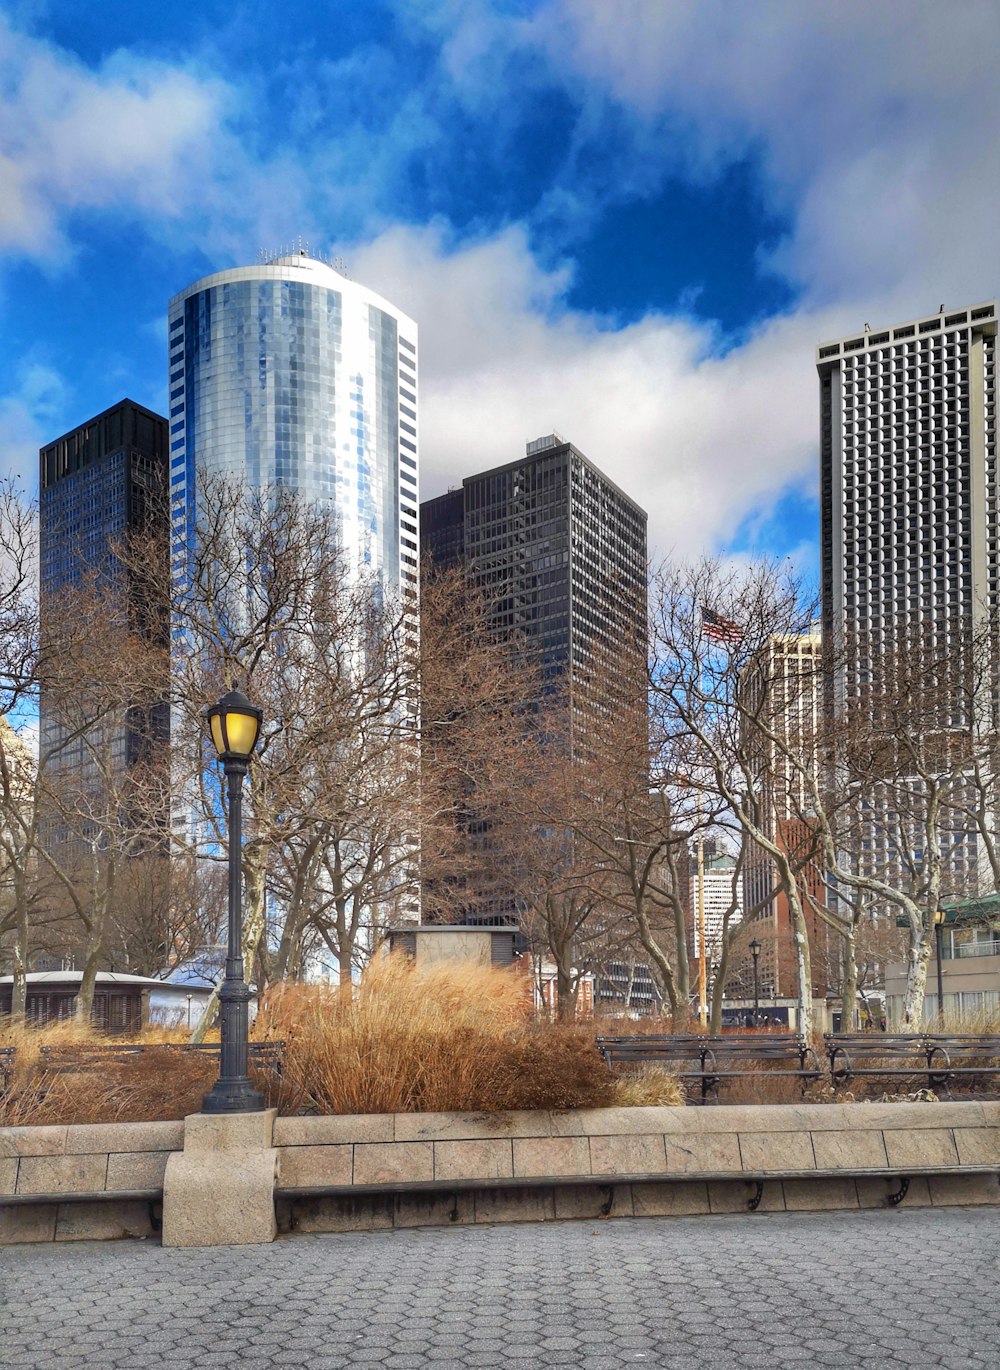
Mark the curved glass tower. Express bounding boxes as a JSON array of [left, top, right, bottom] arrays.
[[167, 251, 419, 592], [168, 253, 421, 926]]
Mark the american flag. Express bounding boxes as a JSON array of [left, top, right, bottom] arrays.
[[701, 605, 742, 645]]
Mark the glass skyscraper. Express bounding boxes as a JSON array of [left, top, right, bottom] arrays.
[[168, 250, 419, 595], [168, 253, 421, 929], [38, 398, 170, 853]]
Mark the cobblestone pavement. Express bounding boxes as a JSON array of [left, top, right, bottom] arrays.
[[1, 1208, 998, 1369]]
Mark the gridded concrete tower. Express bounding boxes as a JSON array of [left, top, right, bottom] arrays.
[[168, 250, 419, 602], [817, 301, 998, 903], [818, 302, 997, 683], [422, 433, 647, 752]]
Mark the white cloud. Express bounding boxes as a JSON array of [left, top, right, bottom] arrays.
[[528, 0, 1000, 308], [350, 223, 857, 558], [0, 359, 70, 486], [0, 16, 224, 259], [361, 1, 999, 560]]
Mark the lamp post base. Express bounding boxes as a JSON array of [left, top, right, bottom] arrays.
[[202, 1078, 265, 1114], [203, 973, 263, 1113]]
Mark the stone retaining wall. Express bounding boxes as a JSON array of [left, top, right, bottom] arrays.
[[1, 1120, 181, 1244], [274, 1101, 1000, 1233], [3, 1102, 998, 1244]]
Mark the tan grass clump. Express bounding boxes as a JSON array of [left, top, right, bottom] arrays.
[[611, 1068, 685, 1108], [254, 957, 614, 1115], [0, 1017, 96, 1069]]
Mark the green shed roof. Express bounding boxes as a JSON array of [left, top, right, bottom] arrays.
[[895, 892, 1000, 928]]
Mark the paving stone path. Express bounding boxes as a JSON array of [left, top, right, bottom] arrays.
[[1, 1207, 997, 1368]]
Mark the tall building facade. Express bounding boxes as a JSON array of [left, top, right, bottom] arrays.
[[168, 252, 421, 928], [39, 398, 169, 804], [168, 250, 419, 600], [818, 302, 997, 687], [688, 843, 743, 965], [421, 433, 647, 924], [741, 631, 832, 999], [818, 302, 998, 905], [422, 432, 647, 747]]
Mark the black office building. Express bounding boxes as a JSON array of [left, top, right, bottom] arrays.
[[422, 432, 647, 738], [39, 399, 169, 832], [421, 433, 648, 923]]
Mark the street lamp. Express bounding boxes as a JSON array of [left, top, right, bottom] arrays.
[[933, 909, 946, 1024], [202, 688, 264, 1114], [186, 993, 193, 1031], [749, 938, 761, 1029]]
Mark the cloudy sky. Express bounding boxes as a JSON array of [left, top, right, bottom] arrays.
[[1, 0, 997, 569]]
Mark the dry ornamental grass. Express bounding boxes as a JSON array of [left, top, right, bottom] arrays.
[[254, 958, 615, 1115], [1, 960, 615, 1124]]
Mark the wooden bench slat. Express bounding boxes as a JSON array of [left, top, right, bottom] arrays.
[[824, 1032, 1000, 1097], [35, 1041, 285, 1075], [596, 1033, 821, 1103]]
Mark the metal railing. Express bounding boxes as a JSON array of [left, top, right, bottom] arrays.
[[952, 940, 1000, 960]]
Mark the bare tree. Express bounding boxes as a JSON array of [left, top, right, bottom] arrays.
[[32, 570, 169, 1023], [0, 483, 41, 1016], [416, 564, 545, 928], [810, 619, 995, 1024], [107, 851, 224, 979], [124, 477, 425, 1029], [0, 480, 170, 1021], [647, 556, 823, 1036]]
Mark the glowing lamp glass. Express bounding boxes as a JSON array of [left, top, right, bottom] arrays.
[[207, 691, 262, 761]]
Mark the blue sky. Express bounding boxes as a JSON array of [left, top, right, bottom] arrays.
[[1, 0, 997, 567]]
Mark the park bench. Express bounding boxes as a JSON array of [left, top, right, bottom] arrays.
[[0, 1046, 14, 1094], [596, 1033, 822, 1103], [825, 1033, 1000, 1097], [37, 1040, 285, 1077]]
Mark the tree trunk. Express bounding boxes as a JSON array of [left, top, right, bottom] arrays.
[[554, 955, 577, 1021], [338, 932, 355, 987], [190, 851, 269, 1043], [9, 896, 28, 1020], [709, 946, 729, 1036], [839, 922, 858, 1031], [902, 920, 931, 1026], [782, 868, 814, 1038], [75, 938, 104, 1028], [708, 980, 723, 1036], [632, 902, 681, 1028], [189, 984, 219, 1043], [242, 858, 267, 989]]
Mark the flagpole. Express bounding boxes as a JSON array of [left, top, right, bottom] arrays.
[[697, 806, 707, 1030], [697, 603, 741, 1032]]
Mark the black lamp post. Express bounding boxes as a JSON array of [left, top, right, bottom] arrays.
[[933, 909, 946, 1024], [749, 938, 761, 1028], [202, 689, 265, 1114]]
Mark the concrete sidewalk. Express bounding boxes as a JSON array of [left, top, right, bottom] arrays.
[[1, 1208, 996, 1368]]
